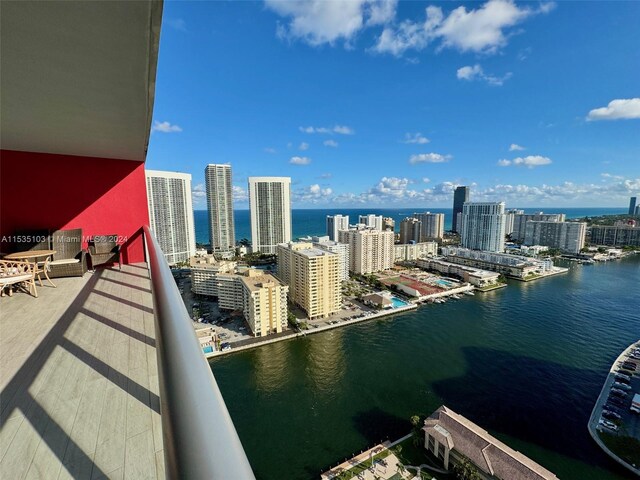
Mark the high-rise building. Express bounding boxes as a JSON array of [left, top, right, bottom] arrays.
[[399, 217, 422, 244], [524, 221, 586, 254], [414, 212, 444, 241], [512, 213, 566, 242], [590, 225, 640, 247], [382, 217, 395, 231], [629, 197, 637, 215], [248, 177, 292, 254], [358, 214, 384, 231], [326, 214, 349, 241], [636, 205, 640, 216], [276, 242, 341, 319], [452, 186, 469, 233], [394, 242, 438, 262], [338, 229, 395, 274], [145, 170, 196, 264], [205, 164, 235, 253], [307, 236, 350, 282], [460, 202, 506, 252], [505, 209, 525, 236]]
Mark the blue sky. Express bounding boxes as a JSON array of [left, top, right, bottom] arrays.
[[146, 0, 640, 209]]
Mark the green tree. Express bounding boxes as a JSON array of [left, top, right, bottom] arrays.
[[453, 457, 482, 480], [411, 415, 425, 447]]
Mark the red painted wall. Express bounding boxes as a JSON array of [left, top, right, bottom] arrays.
[[1, 150, 149, 263]]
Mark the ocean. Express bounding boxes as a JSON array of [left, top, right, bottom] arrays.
[[194, 207, 627, 245]]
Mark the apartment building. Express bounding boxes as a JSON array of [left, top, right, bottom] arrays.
[[338, 229, 395, 274], [460, 202, 506, 253], [524, 221, 586, 254], [248, 176, 292, 254], [205, 164, 235, 253]]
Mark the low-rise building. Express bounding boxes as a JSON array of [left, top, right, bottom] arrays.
[[423, 406, 559, 480], [440, 247, 554, 279], [394, 242, 438, 262], [189, 256, 237, 297], [416, 258, 500, 288], [361, 292, 393, 309]]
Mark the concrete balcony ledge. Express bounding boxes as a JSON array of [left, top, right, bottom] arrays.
[[0, 264, 163, 479]]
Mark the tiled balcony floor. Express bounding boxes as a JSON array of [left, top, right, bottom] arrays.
[[0, 264, 163, 479]]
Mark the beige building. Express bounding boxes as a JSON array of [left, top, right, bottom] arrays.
[[189, 255, 236, 297], [394, 242, 438, 262], [338, 229, 394, 274], [276, 242, 341, 319], [414, 212, 445, 241], [424, 406, 558, 480], [416, 258, 500, 287], [216, 269, 289, 337]]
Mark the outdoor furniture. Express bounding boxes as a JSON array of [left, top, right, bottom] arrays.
[[88, 234, 121, 270], [4, 250, 57, 288], [48, 228, 88, 278], [0, 260, 37, 297]]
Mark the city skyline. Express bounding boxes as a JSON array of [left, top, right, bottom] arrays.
[[146, 1, 639, 209]]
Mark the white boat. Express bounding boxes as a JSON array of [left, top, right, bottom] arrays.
[[464, 291, 475, 296], [451, 294, 461, 300]]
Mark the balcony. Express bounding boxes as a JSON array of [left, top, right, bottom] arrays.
[[0, 264, 162, 479]]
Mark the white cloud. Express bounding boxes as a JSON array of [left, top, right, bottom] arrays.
[[266, 0, 397, 46], [166, 18, 187, 32], [264, 147, 277, 154], [290, 156, 312, 165], [299, 125, 355, 135], [409, 153, 451, 164], [456, 64, 511, 86], [292, 183, 334, 204], [233, 185, 248, 202], [587, 98, 640, 121], [323, 139, 339, 147], [299, 142, 309, 151], [509, 143, 525, 151], [498, 155, 552, 168], [192, 183, 206, 205], [402, 132, 430, 144], [373, 0, 554, 57], [422, 177, 431, 183], [601, 173, 624, 180], [319, 173, 333, 179], [152, 121, 182, 133]]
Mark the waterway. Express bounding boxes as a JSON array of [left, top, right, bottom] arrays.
[[210, 255, 640, 480]]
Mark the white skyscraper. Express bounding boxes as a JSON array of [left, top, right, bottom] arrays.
[[205, 164, 235, 253], [358, 214, 384, 231], [460, 202, 506, 253], [326, 214, 350, 241], [248, 177, 292, 254], [146, 170, 196, 264]]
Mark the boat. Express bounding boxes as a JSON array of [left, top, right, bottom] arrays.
[[464, 291, 475, 296], [451, 294, 461, 300]]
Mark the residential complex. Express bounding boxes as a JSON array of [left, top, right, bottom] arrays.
[[511, 213, 565, 242], [248, 176, 292, 254], [399, 217, 422, 244], [441, 247, 556, 279], [301, 235, 350, 282], [216, 269, 289, 336], [190, 255, 236, 297], [326, 214, 349, 241], [524, 221, 587, 254], [145, 170, 196, 264], [629, 197, 637, 215], [460, 202, 506, 253], [414, 212, 445, 241], [276, 242, 342, 319], [338, 228, 395, 274], [205, 164, 235, 254], [452, 186, 469, 233], [590, 225, 640, 247], [423, 406, 558, 480], [358, 214, 384, 231], [416, 258, 500, 288], [394, 242, 438, 262], [505, 208, 525, 235]]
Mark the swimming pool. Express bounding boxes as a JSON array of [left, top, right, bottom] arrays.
[[435, 279, 454, 288], [391, 297, 409, 308], [202, 345, 213, 354]]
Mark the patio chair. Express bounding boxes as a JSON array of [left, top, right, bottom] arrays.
[[48, 228, 88, 278], [0, 260, 37, 297], [88, 234, 121, 270]]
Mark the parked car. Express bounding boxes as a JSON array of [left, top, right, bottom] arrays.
[[602, 410, 622, 421]]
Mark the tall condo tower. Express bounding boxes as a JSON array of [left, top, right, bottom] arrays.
[[452, 186, 469, 233], [326, 214, 349, 241], [145, 170, 196, 265], [205, 164, 235, 253], [460, 202, 506, 252], [248, 177, 292, 254], [629, 197, 637, 215], [414, 212, 444, 241]]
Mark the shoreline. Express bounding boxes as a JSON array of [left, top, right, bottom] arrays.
[[586, 340, 640, 477]]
